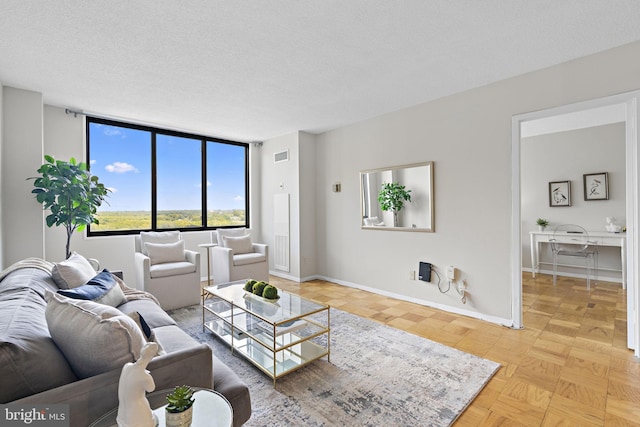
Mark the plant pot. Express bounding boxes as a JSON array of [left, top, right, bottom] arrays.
[[538, 225, 546, 232], [165, 406, 193, 427]]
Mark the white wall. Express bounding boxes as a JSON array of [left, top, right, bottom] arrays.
[[521, 123, 626, 281], [314, 40, 640, 323], [2, 87, 45, 267], [299, 132, 317, 279], [260, 132, 301, 278], [259, 131, 317, 281]]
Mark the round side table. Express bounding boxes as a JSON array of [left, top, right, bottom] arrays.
[[89, 388, 233, 427]]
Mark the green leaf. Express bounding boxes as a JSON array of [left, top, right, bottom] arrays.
[[32, 156, 110, 254]]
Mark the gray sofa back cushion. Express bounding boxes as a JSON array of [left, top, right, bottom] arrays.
[[45, 292, 147, 379], [0, 269, 78, 403]]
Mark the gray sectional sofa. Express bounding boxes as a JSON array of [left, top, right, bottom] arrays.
[[0, 259, 251, 427]]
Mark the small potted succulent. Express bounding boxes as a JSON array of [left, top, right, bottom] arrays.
[[536, 218, 549, 231], [165, 385, 195, 427]]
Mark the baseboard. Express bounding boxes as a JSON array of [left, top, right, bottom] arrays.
[[314, 275, 514, 328], [268, 270, 302, 282]]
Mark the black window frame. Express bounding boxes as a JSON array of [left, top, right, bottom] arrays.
[[86, 116, 250, 236]]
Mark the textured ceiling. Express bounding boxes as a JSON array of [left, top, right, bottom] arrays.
[[2, 1, 640, 142]]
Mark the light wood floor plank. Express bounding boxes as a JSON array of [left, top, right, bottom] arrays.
[[260, 273, 638, 426]]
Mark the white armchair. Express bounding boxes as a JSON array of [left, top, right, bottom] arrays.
[[133, 231, 201, 310], [210, 228, 269, 283]]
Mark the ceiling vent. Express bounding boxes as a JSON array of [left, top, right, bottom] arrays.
[[274, 149, 289, 164]]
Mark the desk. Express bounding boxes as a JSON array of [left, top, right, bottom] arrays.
[[530, 230, 626, 288]]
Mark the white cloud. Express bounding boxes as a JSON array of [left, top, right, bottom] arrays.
[[90, 159, 96, 165], [104, 127, 125, 138], [196, 180, 212, 188], [234, 195, 244, 201], [105, 162, 138, 173], [107, 187, 118, 193]]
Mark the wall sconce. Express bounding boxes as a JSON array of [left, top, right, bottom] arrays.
[[332, 183, 341, 193]]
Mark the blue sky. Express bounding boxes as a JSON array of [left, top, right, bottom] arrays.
[[89, 123, 246, 211]]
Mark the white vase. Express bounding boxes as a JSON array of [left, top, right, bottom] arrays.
[[165, 407, 193, 427], [538, 225, 546, 232]]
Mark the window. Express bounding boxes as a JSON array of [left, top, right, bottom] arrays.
[[86, 116, 249, 235]]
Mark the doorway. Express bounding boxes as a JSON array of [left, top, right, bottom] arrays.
[[511, 92, 640, 357]]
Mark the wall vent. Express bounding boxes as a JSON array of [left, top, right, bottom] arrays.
[[274, 149, 289, 164]]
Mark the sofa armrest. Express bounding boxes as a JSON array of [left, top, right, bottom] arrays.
[[134, 251, 151, 290], [12, 344, 213, 427]]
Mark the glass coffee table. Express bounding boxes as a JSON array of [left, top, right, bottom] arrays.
[[202, 280, 330, 386], [89, 388, 232, 427]]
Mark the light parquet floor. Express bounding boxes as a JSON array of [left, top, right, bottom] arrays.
[[265, 274, 640, 426]]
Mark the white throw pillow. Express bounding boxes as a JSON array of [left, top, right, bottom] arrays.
[[216, 228, 247, 247], [44, 292, 146, 379], [145, 240, 185, 265], [223, 234, 254, 255], [139, 231, 180, 256], [51, 252, 98, 289]]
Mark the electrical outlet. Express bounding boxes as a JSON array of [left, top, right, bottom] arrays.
[[446, 265, 456, 280], [457, 280, 466, 293]]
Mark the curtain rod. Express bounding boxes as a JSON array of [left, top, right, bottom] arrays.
[[63, 107, 258, 145]]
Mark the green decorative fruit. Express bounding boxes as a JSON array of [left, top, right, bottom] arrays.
[[244, 279, 257, 292], [252, 281, 267, 295], [262, 285, 278, 299]]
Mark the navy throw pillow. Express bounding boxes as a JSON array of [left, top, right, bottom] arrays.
[[58, 269, 127, 307]]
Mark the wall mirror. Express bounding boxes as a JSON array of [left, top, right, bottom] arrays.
[[360, 161, 434, 232]]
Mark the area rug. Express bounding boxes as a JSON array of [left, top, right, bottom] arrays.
[[169, 305, 500, 427]]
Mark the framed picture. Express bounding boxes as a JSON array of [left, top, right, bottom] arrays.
[[549, 180, 571, 207], [583, 172, 609, 200]]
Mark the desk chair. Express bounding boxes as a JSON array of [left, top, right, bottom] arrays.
[[549, 224, 598, 289]]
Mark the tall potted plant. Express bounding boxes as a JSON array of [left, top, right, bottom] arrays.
[[30, 155, 109, 259], [378, 182, 412, 227]]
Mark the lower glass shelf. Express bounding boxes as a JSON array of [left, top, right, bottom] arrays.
[[204, 318, 329, 381]]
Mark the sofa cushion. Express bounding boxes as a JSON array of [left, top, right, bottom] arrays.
[[149, 261, 196, 278], [57, 269, 127, 307], [145, 240, 185, 265], [223, 234, 254, 255], [117, 299, 177, 328], [51, 252, 97, 289], [233, 252, 266, 266], [0, 275, 78, 403], [45, 292, 146, 379], [140, 231, 180, 256], [216, 228, 247, 247]]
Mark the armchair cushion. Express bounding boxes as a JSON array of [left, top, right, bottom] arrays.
[[51, 252, 97, 289], [149, 261, 196, 279], [216, 228, 247, 247], [44, 292, 146, 379], [139, 230, 180, 255], [145, 240, 185, 265], [57, 269, 127, 308], [233, 252, 267, 266], [223, 234, 254, 255]]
